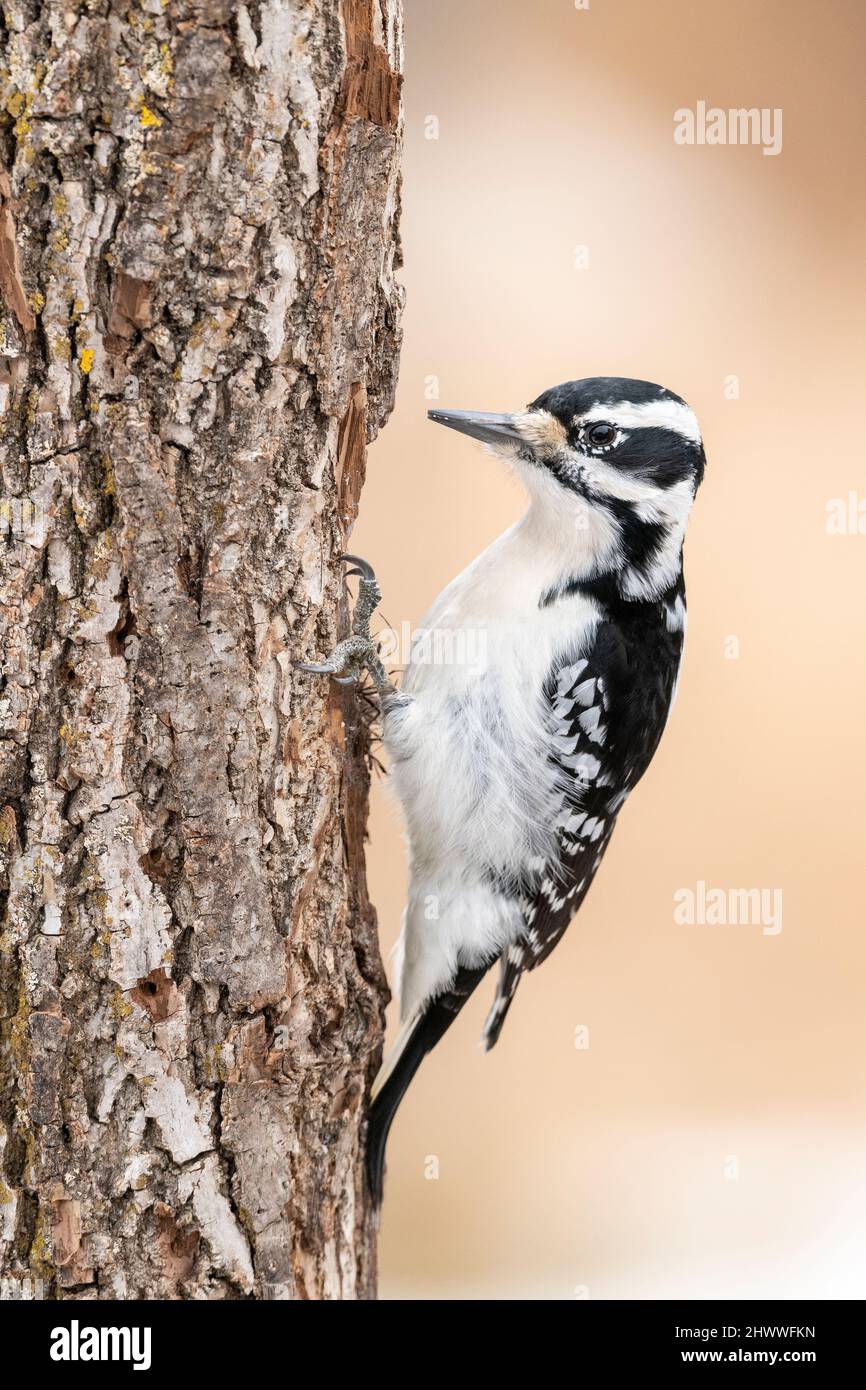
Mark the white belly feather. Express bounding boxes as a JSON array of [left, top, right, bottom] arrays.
[[382, 517, 602, 1018]]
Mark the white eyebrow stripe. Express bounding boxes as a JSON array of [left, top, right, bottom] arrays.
[[580, 398, 702, 444]]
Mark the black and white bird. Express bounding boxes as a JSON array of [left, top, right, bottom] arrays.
[[297, 376, 706, 1204]]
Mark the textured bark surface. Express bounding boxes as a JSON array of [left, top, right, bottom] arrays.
[[0, 0, 402, 1299]]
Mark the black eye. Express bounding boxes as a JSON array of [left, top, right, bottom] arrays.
[[585, 422, 617, 448]]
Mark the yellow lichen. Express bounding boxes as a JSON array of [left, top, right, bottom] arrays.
[[80, 348, 94, 374], [27, 289, 45, 314], [101, 458, 117, 498], [110, 991, 133, 1021], [9, 986, 30, 1069], [29, 1210, 55, 1282], [139, 104, 162, 129]]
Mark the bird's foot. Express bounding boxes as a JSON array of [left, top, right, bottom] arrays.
[[294, 631, 380, 686], [295, 554, 404, 702]]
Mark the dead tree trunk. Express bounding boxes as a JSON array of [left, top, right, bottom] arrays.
[[0, 0, 402, 1300]]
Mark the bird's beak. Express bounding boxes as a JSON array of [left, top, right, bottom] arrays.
[[427, 409, 523, 447]]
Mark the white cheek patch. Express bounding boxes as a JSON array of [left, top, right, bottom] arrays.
[[580, 398, 702, 445], [632, 476, 695, 526], [577, 456, 664, 505]]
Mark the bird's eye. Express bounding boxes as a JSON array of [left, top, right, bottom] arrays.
[[585, 422, 617, 448]]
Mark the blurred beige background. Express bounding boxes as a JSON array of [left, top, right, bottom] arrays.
[[353, 0, 866, 1299]]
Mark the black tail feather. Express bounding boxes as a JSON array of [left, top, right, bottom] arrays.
[[365, 964, 489, 1206], [477, 954, 515, 1051]]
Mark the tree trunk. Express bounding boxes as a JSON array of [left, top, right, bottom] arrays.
[[0, 0, 402, 1301]]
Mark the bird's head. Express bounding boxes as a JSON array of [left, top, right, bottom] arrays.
[[429, 377, 705, 599]]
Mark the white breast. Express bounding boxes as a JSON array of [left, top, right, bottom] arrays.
[[390, 540, 598, 864], [382, 509, 602, 1015]]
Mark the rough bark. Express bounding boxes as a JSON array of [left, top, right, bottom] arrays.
[[0, 0, 402, 1300]]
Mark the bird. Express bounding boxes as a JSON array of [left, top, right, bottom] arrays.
[[295, 376, 706, 1205]]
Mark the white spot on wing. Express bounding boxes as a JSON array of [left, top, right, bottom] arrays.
[[578, 706, 601, 735]]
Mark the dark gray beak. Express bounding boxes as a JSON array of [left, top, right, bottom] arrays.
[[427, 409, 523, 447]]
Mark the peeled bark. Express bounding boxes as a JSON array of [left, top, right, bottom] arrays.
[[0, 0, 402, 1300]]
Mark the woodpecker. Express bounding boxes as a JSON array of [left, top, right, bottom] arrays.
[[296, 376, 706, 1204]]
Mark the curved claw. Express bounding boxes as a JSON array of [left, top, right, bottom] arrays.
[[339, 552, 376, 582], [293, 652, 365, 683], [292, 658, 337, 675]]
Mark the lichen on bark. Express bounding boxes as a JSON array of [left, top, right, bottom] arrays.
[[0, 0, 403, 1300]]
